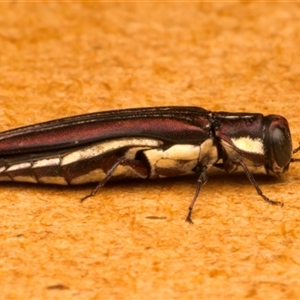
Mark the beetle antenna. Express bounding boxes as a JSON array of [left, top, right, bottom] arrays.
[[238, 159, 283, 206], [291, 143, 300, 162], [293, 144, 300, 154]]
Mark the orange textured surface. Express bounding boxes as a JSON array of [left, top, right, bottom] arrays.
[[1, 3, 300, 299]]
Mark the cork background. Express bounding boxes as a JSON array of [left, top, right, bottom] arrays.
[[1, 2, 300, 299]]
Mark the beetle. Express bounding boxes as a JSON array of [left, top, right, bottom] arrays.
[[0, 106, 298, 222]]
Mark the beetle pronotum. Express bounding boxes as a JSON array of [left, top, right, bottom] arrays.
[[0, 106, 298, 222]]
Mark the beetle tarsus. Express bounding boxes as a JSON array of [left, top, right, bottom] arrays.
[[81, 179, 108, 202], [81, 193, 93, 202], [258, 192, 284, 206], [238, 160, 284, 207], [185, 208, 194, 224], [81, 156, 128, 202], [185, 166, 208, 223]]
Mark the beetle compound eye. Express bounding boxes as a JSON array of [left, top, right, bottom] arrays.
[[271, 127, 292, 168]]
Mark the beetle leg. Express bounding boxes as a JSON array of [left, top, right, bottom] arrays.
[[81, 156, 149, 201], [186, 165, 208, 223], [238, 159, 283, 207]]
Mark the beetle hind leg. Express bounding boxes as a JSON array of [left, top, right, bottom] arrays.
[[81, 156, 150, 202]]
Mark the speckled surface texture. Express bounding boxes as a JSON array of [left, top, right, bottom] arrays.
[[1, 2, 300, 299]]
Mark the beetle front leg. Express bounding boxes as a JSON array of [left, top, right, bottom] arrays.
[[238, 159, 283, 207], [186, 165, 208, 223]]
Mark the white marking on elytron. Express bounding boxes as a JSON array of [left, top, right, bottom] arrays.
[[156, 159, 197, 177], [143, 140, 219, 179], [71, 169, 106, 184], [0, 175, 12, 181], [71, 146, 150, 184], [13, 176, 38, 183], [154, 144, 200, 177], [161, 144, 200, 160], [0, 166, 6, 173], [112, 164, 147, 178], [61, 138, 162, 166], [142, 148, 163, 178], [70, 165, 144, 185], [32, 157, 61, 168], [38, 176, 68, 185], [231, 136, 264, 154], [221, 115, 254, 119], [6, 162, 32, 172], [124, 147, 148, 160]]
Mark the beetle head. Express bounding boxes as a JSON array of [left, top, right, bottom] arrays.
[[264, 115, 292, 173]]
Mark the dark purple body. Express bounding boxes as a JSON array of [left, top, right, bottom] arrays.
[[0, 107, 212, 155], [0, 106, 292, 174], [0, 106, 294, 222]]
